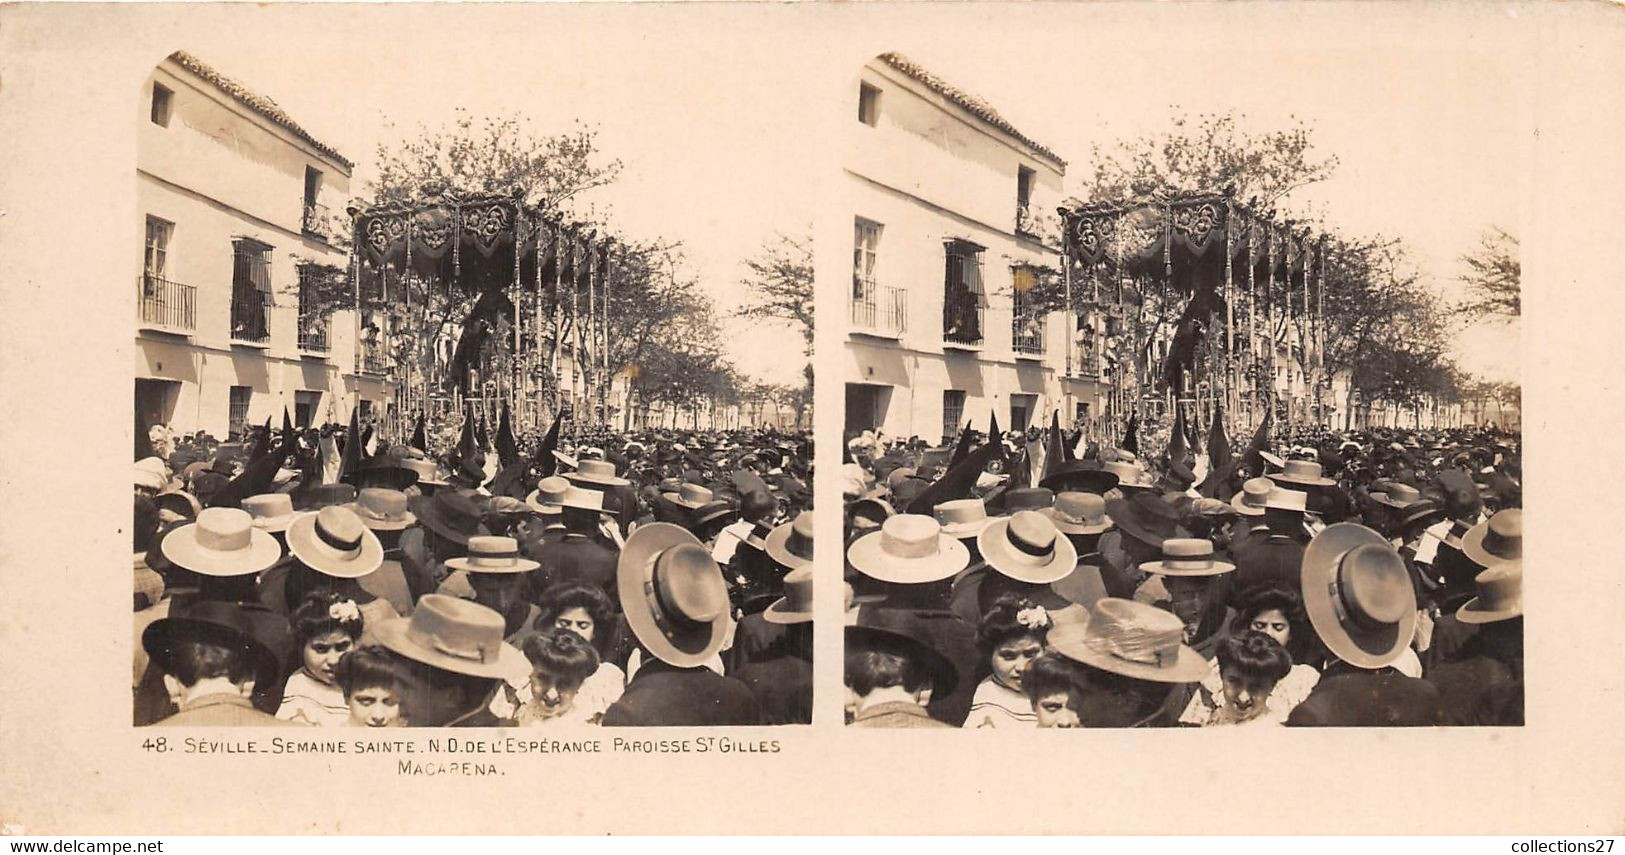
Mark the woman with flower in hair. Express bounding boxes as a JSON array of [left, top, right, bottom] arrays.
[[277, 590, 365, 726], [965, 594, 1051, 727]]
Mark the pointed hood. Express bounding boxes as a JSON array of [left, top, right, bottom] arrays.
[[1198, 401, 1234, 499], [905, 440, 1001, 515], [496, 404, 520, 468], [409, 412, 427, 452], [339, 404, 363, 485]]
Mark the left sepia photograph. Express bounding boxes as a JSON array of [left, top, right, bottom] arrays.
[[130, 46, 814, 729]]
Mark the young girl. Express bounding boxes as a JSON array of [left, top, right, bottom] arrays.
[[966, 594, 1050, 727], [1202, 631, 1294, 726], [332, 645, 406, 728], [277, 591, 364, 726], [1021, 653, 1091, 729], [515, 629, 602, 726], [1180, 584, 1322, 724]]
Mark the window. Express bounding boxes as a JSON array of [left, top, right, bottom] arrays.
[[297, 265, 331, 352], [144, 216, 172, 280], [853, 219, 881, 298], [942, 390, 966, 443], [943, 240, 985, 345], [150, 82, 173, 127], [231, 238, 272, 342], [1011, 265, 1045, 355], [304, 166, 322, 209], [1016, 166, 1036, 233], [1009, 394, 1036, 433], [294, 390, 321, 428], [858, 82, 880, 126], [228, 386, 252, 441]]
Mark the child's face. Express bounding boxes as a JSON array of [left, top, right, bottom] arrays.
[[528, 670, 583, 719], [552, 607, 595, 644], [1033, 689, 1082, 728], [347, 684, 404, 727], [990, 634, 1043, 693], [1220, 666, 1277, 720], [1247, 608, 1291, 649], [302, 630, 356, 685]]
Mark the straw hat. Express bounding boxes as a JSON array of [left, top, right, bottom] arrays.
[[1268, 459, 1335, 488], [1461, 509, 1521, 569], [1043, 492, 1113, 535], [846, 514, 970, 585], [1103, 461, 1152, 492], [1229, 477, 1272, 517], [401, 458, 445, 489], [286, 506, 384, 580], [242, 493, 304, 532], [1264, 487, 1308, 513], [525, 476, 570, 515], [134, 457, 168, 492], [1047, 598, 1208, 683], [372, 594, 524, 680], [1140, 538, 1235, 577], [662, 483, 715, 510], [762, 567, 813, 625], [1371, 482, 1425, 510], [617, 523, 732, 667], [560, 485, 605, 513], [977, 510, 1078, 585], [764, 511, 814, 571], [566, 459, 630, 488], [933, 498, 992, 538], [342, 488, 417, 531], [160, 507, 282, 577], [444, 535, 540, 575], [1456, 560, 1522, 624], [1301, 522, 1418, 668]]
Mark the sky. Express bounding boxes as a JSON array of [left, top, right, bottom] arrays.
[[871, 8, 1530, 384], [167, 5, 822, 388]]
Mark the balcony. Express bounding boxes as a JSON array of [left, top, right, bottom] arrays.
[[361, 343, 390, 375], [136, 274, 196, 335], [302, 201, 338, 243], [1015, 203, 1036, 237], [298, 315, 331, 355], [229, 288, 271, 346], [850, 278, 906, 339], [943, 289, 985, 350], [1012, 311, 1045, 358]]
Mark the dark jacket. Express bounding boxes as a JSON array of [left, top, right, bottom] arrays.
[[733, 654, 812, 725], [851, 700, 952, 728], [545, 532, 619, 601], [1229, 536, 1305, 603], [1286, 665, 1446, 727], [601, 659, 762, 726]]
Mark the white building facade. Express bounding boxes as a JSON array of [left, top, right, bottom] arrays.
[[135, 52, 394, 453], [843, 53, 1103, 444]]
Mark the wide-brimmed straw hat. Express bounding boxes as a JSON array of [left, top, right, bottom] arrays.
[[444, 535, 540, 575], [762, 567, 813, 625], [978, 510, 1078, 585], [525, 476, 570, 515], [560, 485, 605, 513], [1230, 477, 1273, 517], [1456, 560, 1522, 624], [1043, 492, 1112, 535], [1264, 487, 1308, 514], [142, 599, 290, 691], [1461, 509, 1521, 569], [1371, 482, 1425, 510], [242, 493, 305, 533], [1047, 598, 1208, 683], [373, 594, 524, 680], [617, 523, 732, 667], [1140, 537, 1235, 577], [566, 459, 630, 488], [662, 483, 715, 510], [765, 511, 814, 571], [1301, 522, 1418, 668], [1259, 450, 1286, 471], [1039, 461, 1120, 495], [1268, 459, 1335, 488], [286, 505, 384, 580], [161, 507, 283, 577], [342, 488, 417, 531], [933, 498, 992, 537], [1103, 461, 1153, 492], [847, 514, 970, 585], [845, 606, 959, 696], [401, 458, 446, 489]]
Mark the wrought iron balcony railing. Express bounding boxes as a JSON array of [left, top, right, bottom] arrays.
[[943, 288, 985, 347], [229, 287, 271, 344], [850, 278, 907, 338], [137, 274, 196, 333], [1012, 312, 1045, 356], [298, 315, 330, 353], [361, 344, 389, 375]]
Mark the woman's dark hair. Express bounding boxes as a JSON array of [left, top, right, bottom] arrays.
[[332, 645, 404, 697], [134, 496, 161, 553], [978, 593, 1048, 650], [1216, 631, 1293, 684], [536, 584, 617, 655], [165, 640, 254, 687], [290, 590, 364, 646], [1021, 653, 1088, 706], [1230, 583, 1316, 664], [844, 649, 931, 696], [521, 629, 600, 689], [283, 561, 367, 615]]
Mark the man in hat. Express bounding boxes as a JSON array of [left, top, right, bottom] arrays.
[[1099, 491, 1185, 601], [729, 511, 814, 668], [951, 509, 1078, 626], [732, 566, 814, 725], [1042, 598, 1210, 727], [1428, 561, 1523, 725], [602, 524, 761, 726], [374, 594, 525, 727], [1132, 538, 1236, 658], [143, 599, 295, 727], [342, 488, 418, 617], [845, 606, 958, 728], [1044, 492, 1118, 614], [1287, 523, 1445, 727], [437, 535, 541, 641], [540, 486, 620, 599], [401, 489, 487, 603], [1228, 488, 1311, 604]]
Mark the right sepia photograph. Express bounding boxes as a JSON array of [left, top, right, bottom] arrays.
[[840, 51, 1522, 729]]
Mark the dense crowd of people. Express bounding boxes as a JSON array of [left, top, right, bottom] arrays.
[[843, 411, 1522, 728], [133, 409, 813, 727]]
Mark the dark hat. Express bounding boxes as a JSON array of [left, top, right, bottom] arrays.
[[412, 490, 487, 546], [1103, 493, 1182, 548], [1039, 460, 1119, 495], [997, 486, 1055, 514], [354, 458, 419, 492], [142, 600, 291, 692], [845, 606, 959, 697]]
